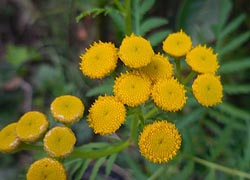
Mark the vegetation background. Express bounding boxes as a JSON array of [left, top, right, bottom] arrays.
[[0, 0, 250, 179]]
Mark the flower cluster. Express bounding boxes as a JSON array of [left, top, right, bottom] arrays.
[[79, 30, 223, 163], [0, 95, 84, 179]]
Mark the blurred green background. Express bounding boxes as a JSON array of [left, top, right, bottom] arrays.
[[0, 0, 250, 179]]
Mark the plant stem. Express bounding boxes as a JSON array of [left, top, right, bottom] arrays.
[[144, 106, 158, 120], [113, 0, 125, 12], [70, 140, 129, 159], [175, 58, 181, 82], [182, 71, 196, 85], [147, 166, 165, 180], [125, 0, 132, 35], [189, 155, 250, 179], [19, 143, 43, 151], [130, 115, 138, 144]]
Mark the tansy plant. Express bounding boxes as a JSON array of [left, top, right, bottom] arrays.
[[0, 0, 232, 180]]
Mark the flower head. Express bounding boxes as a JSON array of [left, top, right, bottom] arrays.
[[44, 126, 76, 157], [16, 111, 49, 142], [162, 30, 192, 57], [0, 123, 20, 153], [26, 158, 66, 180], [113, 72, 151, 107], [139, 53, 173, 82], [152, 78, 187, 111], [80, 41, 118, 79], [186, 45, 219, 73], [192, 74, 223, 107], [88, 96, 126, 135], [119, 34, 154, 68], [139, 121, 181, 163], [50, 95, 84, 125]]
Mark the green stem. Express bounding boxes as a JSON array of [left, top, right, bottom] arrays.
[[182, 71, 196, 85], [190, 156, 250, 179], [113, 0, 125, 12], [147, 166, 165, 180], [175, 59, 181, 82], [19, 143, 43, 151], [125, 0, 132, 35], [144, 106, 158, 120], [70, 140, 129, 159], [130, 115, 138, 144]]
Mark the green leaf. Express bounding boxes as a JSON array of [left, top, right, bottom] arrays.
[[224, 84, 250, 95], [219, 58, 250, 74], [140, 0, 156, 17], [90, 157, 106, 180], [147, 29, 171, 46], [105, 153, 117, 176], [64, 159, 84, 180], [140, 17, 168, 36], [218, 0, 232, 30], [6, 44, 40, 67], [218, 14, 246, 40], [74, 159, 92, 180], [76, 8, 111, 22], [86, 80, 113, 97], [219, 32, 250, 57], [108, 9, 125, 34]]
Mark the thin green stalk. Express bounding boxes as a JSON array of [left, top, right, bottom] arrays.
[[147, 166, 165, 180], [182, 71, 196, 85], [190, 156, 250, 179], [125, 0, 132, 35], [144, 106, 158, 120], [113, 0, 125, 12], [175, 59, 181, 82], [19, 143, 43, 151], [130, 115, 138, 144], [70, 140, 129, 159]]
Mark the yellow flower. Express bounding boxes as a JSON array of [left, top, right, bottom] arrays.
[[192, 74, 223, 107], [88, 96, 126, 135], [186, 45, 219, 73], [0, 123, 20, 153], [118, 34, 154, 68], [16, 111, 49, 142], [139, 53, 173, 82], [138, 121, 181, 163], [162, 30, 192, 57], [113, 72, 151, 107], [80, 41, 118, 79], [26, 157, 66, 180], [44, 126, 76, 157], [50, 95, 84, 125], [152, 78, 187, 112]]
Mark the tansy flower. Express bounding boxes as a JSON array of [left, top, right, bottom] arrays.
[[50, 95, 84, 125], [192, 74, 223, 107], [88, 96, 126, 135], [186, 45, 219, 73], [16, 111, 49, 142], [26, 157, 66, 180], [118, 34, 154, 68], [162, 30, 192, 57], [44, 126, 76, 158], [113, 72, 151, 107], [152, 78, 187, 112], [80, 41, 118, 79], [0, 123, 20, 153], [138, 121, 181, 163], [139, 53, 173, 82]]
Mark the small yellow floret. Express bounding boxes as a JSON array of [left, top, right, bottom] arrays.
[[186, 45, 219, 73], [26, 158, 66, 180], [113, 72, 151, 107], [16, 111, 49, 142], [139, 120, 181, 163], [162, 30, 192, 57], [44, 126, 76, 158], [0, 123, 20, 153], [192, 74, 223, 107], [88, 96, 126, 135], [80, 41, 118, 79], [50, 95, 84, 124], [140, 53, 173, 82], [119, 34, 154, 68], [152, 78, 187, 111]]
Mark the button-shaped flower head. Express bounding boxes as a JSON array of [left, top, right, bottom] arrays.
[[80, 41, 118, 79], [16, 111, 49, 142], [0, 123, 20, 153], [139, 121, 181, 163], [119, 34, 154, 68], [87, 96, 126, 135]]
